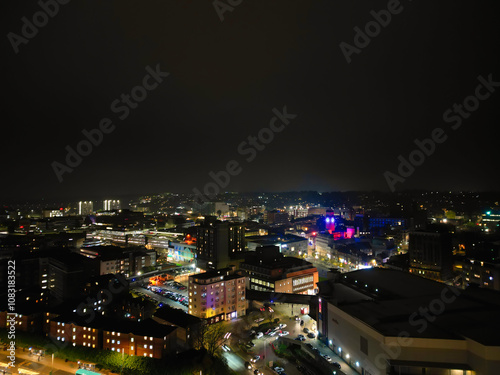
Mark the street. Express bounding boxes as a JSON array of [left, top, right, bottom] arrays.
[[223, 304, 359, 375]]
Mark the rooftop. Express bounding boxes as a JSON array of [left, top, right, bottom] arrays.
[[153, 306, 201, 328], [319, 268, 500, 346]]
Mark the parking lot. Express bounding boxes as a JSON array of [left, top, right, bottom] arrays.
[[132, 279, 189, 311]]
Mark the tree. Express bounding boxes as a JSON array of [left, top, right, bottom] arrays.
[[193, 321, 229, 357]]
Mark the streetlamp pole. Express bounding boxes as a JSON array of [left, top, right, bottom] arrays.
[[120, 350, 125, 375]]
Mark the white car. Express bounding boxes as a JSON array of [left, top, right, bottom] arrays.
[[256, 332, 263, 339], [250, 355, 261, 363], [269, 331, 277, 337], [279, 323, 287, 329], [274, 366, 285, 373], [322, 354, 333, 362], [278, 331, 289, 336]]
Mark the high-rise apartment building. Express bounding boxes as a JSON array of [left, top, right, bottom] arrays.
[[103, 199, 121, 211], [409, 224, 454, 282], [196, 217, 245, 270], [78, 201, 94, 216]]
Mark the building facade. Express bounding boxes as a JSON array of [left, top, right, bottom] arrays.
[[196, 217, 245, 270], [188, 268, 247, 321], [240, 246, 318, 295]]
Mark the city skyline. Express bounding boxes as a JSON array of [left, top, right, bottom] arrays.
[[2, 1, 500, 374]]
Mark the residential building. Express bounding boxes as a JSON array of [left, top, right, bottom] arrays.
[[153, 306, 202, 350], [103, 199, 121, 211], [196, 217, 245, 270], [409, 224, 454, 282], [188, 267, 247, 322], [78, 201, 94, 216]]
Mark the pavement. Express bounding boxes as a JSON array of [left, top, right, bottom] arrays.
[[133, 283, 188, 311], [0, 350, 119, 375]]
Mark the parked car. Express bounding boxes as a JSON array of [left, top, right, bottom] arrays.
[[322, 354, 332, 362], [332, 362, 341, 369], [256, 332, 263, 339], [244, 361, 252, 370], [254, 370, 263, 375], [303, 328, 310, 333], [305, 343, 314, 349], [250, 355, 261, 363], [247, 341, 255, 347], [273, 366, 285, 373], [269, 331, 277, 337], [307, 332, 316, 338], [279, 323, 287, 329], [278, 331, 289, 337]]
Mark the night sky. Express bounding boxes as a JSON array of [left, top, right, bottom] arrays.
[[2, 0, 500, 202]]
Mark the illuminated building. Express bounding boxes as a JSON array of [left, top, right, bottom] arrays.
[[188, 267, 247, 322], [103, 199, 121, 211], [245, 234, 308, 255], [409, 224, 454, 282], [240, 246, 318, 295], [49, 315, 177, 358], [78, 201, 94, 216], [315, 268, 500, 375]]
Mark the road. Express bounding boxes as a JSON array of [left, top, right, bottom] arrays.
[[0, 351, 119, 375], [223, 304, 359, 375]]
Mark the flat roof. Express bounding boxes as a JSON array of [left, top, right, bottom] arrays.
[[154, 306, 201, 328], [323, 268, 500, 346], [190, 268, 243, 281]]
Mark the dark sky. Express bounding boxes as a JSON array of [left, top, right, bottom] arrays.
[[2, 0, 500, 202]]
